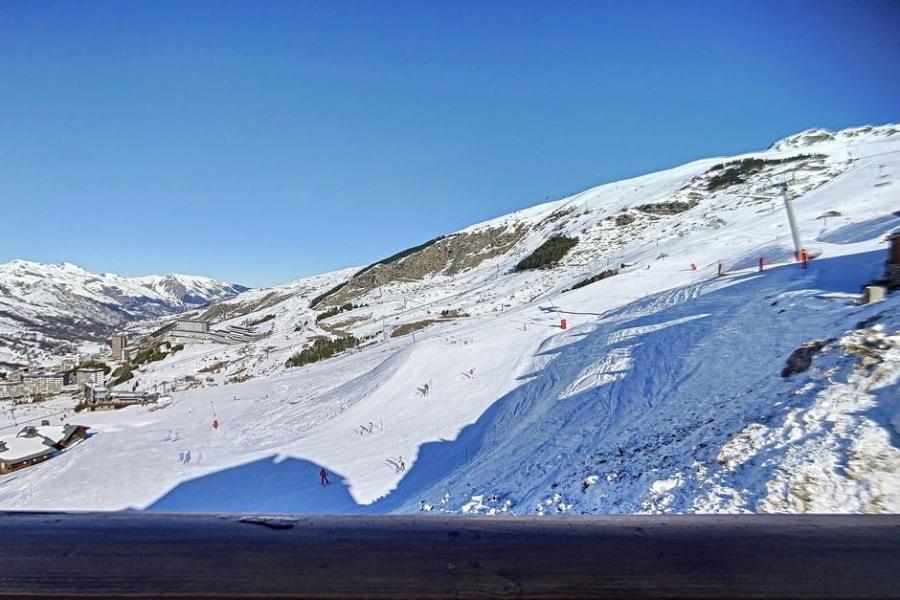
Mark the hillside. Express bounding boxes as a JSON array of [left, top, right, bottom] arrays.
[[0, 123, 897, 514], [0, 261, 247, 368]]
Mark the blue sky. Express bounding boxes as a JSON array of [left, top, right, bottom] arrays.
[[1, 1, 898, 286]]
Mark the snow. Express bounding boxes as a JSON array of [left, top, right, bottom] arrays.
[[0, 435, 54, 463], [0, 123, 897, 514], [0, 261, 245, 366], [0, 424, 76, 462]]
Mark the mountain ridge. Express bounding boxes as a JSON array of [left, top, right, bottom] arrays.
[[1, 122, 897, 515], [0, 259, 248, 367]]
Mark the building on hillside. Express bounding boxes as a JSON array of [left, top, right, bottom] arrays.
[[111, 334, 129, 361], [21, 372, 66, 397], [886, 230, 900, 290], [75, 368, 105, 386], [0, 381, 26, 400], [176, 320, 209, 334], [82, 385, 158, 411], [6, 368, 28, 382], [0, 436, 54, 474], [38, 423, 90, 449], [158, 319, 264, 346], [0, 424, 90, 475]]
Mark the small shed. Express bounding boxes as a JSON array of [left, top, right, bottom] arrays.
[[886, 229, 900, 289]]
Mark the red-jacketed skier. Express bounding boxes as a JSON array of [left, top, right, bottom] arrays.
[[320, 468, 330, 486]]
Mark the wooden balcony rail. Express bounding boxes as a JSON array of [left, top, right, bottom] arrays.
[[0, 512, 897, 599]]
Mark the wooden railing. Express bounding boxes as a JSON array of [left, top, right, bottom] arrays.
[[0, 512, 897, 599]]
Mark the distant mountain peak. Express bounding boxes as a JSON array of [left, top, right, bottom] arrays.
[[0, 260, 248, 366], [769, 123, 898, 152]]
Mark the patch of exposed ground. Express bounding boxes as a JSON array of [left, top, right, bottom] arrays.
[[391, 319, 440, 338], [320, 315, 370, 337], [636, 200, 697, 215], [390, 312, 463, 338], [325, 225, 529, 306]]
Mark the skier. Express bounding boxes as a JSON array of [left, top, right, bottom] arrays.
[[320, 468, 330, 486], [399, 456, 406, 472]]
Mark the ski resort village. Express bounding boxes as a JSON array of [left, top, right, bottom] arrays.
[[1, 124, 899, 514]]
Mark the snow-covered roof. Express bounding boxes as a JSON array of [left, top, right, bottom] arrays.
[[0, 423, 88, 465], [108, 391, 150, 399], [0, 435, 55, 464], [35, 426, 67, 443]]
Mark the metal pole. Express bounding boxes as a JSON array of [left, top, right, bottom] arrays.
[[781, 184, 803, 259]]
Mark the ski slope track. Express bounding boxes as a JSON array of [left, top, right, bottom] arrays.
[[1, 124, 898, 514]]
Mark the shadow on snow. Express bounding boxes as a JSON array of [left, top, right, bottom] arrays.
[[147, 249, 892, 514]]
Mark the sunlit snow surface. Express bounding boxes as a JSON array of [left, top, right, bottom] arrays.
[[0, 124, 898, 514]]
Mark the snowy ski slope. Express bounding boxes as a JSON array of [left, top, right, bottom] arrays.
[[0, 124, 897, 514]]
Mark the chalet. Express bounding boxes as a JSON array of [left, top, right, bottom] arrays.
[[0, 424, 89, 475]]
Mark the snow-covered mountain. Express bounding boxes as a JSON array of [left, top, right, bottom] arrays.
[[0, 260, 247, 367], [0, 123, 898, 515]]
